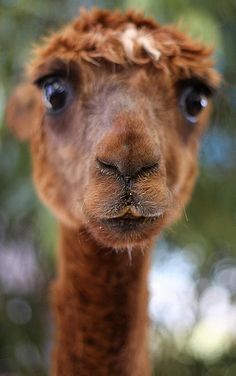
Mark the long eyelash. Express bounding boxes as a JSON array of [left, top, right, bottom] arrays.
[[177, 77, 215, 98], [34, 70, 67, 87]]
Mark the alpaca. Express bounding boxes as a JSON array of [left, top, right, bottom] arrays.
[[6, 8, 220, 376]]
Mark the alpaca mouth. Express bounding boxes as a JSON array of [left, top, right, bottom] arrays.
[[102, 213, 161, 231], [100, 204, 165, 232]]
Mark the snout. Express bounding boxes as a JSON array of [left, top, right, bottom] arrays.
[[95, 112, 161, 181], [82, 112, 170, 246]]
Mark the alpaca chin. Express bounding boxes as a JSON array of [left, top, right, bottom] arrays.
[[84, 213, 167, 250]]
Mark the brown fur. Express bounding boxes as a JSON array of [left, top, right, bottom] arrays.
[[6, 8, 220, 376]]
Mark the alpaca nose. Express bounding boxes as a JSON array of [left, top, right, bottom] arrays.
[[96, 113, 160, 180], [96, 157, 159, 181]]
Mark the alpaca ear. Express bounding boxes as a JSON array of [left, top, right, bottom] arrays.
[[5, 83, 41, 141]]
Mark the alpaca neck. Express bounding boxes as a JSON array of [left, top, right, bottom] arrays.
[[52, 224, 152, 376]]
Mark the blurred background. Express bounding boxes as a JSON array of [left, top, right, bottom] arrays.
[[0, 0, 235, 375]]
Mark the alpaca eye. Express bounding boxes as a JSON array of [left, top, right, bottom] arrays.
[[180, 86, 209, 124], [43, 77, 70, 113]]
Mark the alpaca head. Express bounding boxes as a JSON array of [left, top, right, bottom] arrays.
[[6, 9, 220, 249]]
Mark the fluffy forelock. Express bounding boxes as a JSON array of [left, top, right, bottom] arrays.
[[28, 8, 220, 87]]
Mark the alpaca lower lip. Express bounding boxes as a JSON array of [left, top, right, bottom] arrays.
[[102, 215, 159, 231]]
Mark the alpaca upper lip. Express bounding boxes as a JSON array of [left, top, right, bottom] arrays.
[[104, 205, 165, 220], [113, 205, 142, 218]]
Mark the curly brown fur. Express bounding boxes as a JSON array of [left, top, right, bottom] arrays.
[[6, 8, 220, 376]]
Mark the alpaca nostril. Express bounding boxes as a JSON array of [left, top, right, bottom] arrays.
[[137, 162, 159, 177], [97, 157, 159, 180], [96, 158, 119, 175]]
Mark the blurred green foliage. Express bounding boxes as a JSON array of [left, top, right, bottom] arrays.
[[0, 0, 235, 375]]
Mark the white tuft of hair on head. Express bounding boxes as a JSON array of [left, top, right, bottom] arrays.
[[119, 27, 138, 60], [120, 27, 161, 62], [137, 35, 161, 61]]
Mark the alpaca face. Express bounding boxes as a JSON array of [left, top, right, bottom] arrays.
[[25, 61, 212, 248], [6, 10, 219, 249]]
